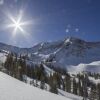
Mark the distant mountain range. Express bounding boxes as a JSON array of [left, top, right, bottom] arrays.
[[0, 37, 100, 72]]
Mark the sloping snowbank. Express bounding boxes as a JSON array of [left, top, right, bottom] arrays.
[[0, 72, 71, 100], [58, 89, 83, 100]]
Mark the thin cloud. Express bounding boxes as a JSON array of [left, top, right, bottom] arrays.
[[66, 29, 69, 33], [75, 28, 79, 32], [14, 0, 18, 3], [0, 0, 4, 5]]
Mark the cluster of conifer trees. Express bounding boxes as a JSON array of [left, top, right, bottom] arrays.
[[3, 53, 100, 100]]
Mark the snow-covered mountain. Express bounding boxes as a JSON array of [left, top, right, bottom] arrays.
[[0, 37, 100, 72]]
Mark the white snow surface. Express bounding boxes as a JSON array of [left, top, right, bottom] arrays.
[[68, 61, 100, 74], [0, 53, 6, 63], [58, 89, 83, 100], [89, 77, 100, 84], [0, 72, 71, 100]]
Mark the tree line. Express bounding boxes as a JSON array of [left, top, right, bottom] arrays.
[[2, 53, 100, 100]]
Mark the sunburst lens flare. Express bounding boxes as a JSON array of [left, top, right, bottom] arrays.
[[6, 13, 32, 37]]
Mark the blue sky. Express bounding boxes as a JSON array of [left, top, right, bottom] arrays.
[[0, 0, 100, 47]]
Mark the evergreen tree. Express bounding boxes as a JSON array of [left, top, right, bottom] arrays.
[[83, 74, 88, 100], [89, 84, 97, 100], [97, 83, 100, 100], [73, 78, 78, 95], [64, 75, 71, 93], [77, 74, 84, 96], [49, 73, 58, 94]]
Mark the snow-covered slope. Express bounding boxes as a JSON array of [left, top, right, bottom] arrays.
[[0, 72, 72, 100], [68, 61, 100, 74], [58, 89, 83, 100], [89, 77, 100, 84]]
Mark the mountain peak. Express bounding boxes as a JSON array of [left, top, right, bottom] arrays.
[[64, 37, 85, 46]]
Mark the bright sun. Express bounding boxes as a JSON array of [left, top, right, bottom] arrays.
[[14, 21, 21, 29], [8, 15, 25, 36], [6, 12, 32, 37], [12, 20, 22, 32]]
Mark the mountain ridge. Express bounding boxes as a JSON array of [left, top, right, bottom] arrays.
[[0, 37, 100, 70]]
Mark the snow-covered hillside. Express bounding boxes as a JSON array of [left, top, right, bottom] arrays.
[[0, 72, 72, 100], [68, 61, 100, 74]]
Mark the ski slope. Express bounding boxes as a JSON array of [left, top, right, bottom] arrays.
[[0, 72, 72, 100]]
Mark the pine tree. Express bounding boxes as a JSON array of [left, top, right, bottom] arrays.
[[49, 73, 58, 94], [64, 75, 71, 93], [77, 74, 84, 96], [4, 53, 13, 75], [40, 81, 45, 89], [83, 74, 88, 100], [97, 83, 100, 100], [73, 78, 78, 95], [89, 84, 97, 100]]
